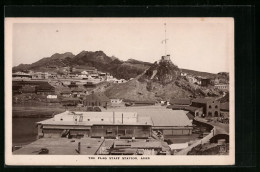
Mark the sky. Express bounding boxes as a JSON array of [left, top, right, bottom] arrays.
[[11, 18, 233, 73]]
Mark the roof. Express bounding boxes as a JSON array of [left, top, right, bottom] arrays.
[[114, 140, 164, 149], [185, 112, 195, 120], [167, 105, 201, 112], [135, 109, 193, 127], [169, 143, 189, 150], [191, 97, 216, 104], [13, 72, 31, 76], [61, 98, 80, 102], [134, 101, 156, 104], [183, 106, 202, 112], [220, 102, 229, 111], [37, 111, 153, 126], [167, 105, 186, 110], [170, 98, 191, 105], [71, 88, 84, 92]]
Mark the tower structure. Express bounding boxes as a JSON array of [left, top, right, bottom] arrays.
[[161, 23, 171, 62]]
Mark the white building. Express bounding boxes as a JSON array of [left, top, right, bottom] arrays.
[[12, 72, 32, 81], [47, 95, 58, 99], [111, 99, 123, 104]]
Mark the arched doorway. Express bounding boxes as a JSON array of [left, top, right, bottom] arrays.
[[214, 111, 219, 117]]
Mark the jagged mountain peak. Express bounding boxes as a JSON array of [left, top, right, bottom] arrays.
[[139, 58, 180, 85]]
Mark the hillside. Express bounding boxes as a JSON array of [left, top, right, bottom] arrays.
[[181, 68, 217, 78], [12, 50, 227, 101], [12, 51, 152, 80], [105, 59, 223, 101]]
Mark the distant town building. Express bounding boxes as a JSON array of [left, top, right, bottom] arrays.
[[61, 98, 81, 106], [110, 98, 123, 104], [180, 72, 187, 77], [200, 78, 211, 87], [35, 85, 55, 95], [220, 102, 229, 118], [133, 101, 156, 106], [12, 72, 32, 81], [48, 73, 58, 79], [85, 67, 97, 74], [60, 90, 72, 97], [191, 98, 220, 117], [32, 72, 49, 80], [71, 88, 85, 97], [183, 106, 203, 117], [214, 78, 220, 85], [84, 92, 110, 107], [186, 75, 197, 84], [47, 95, 58, 99], [215, 84, 229, 91], [114, 79, 127, 84], [68, 81, 78, 88]]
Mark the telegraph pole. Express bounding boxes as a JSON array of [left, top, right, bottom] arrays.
[[164, 23, 167, 56], [162, 23, 168, 56]]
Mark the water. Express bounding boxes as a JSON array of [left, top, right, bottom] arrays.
[[12, 117, 48, 146]]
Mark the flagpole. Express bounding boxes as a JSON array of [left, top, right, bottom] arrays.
[[164, 23, 167, 56]]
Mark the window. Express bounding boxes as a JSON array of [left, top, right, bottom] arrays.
[[208, 112, 212, 117], [214, 111, 218, 117], [101, 119, 104, 121], [196, 112, 199, 116], [106, 130, 113, 134], [215, 105, 218, 108], [88, 119, 90, 121], [209, 105, 212, 109]]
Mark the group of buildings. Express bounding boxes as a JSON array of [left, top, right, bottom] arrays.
[[168, 97, 229, 119], [36, 110, 194, 139], [12, 67, 128, 86], [180, 71, 229, 91], [15, 109, 193, 155]]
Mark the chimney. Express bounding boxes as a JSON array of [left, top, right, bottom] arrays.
[[122, 113, 123, 124]]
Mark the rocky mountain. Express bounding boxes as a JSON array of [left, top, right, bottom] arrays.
[[105, 58, 223, 101], [139, 59, 180, 84], [13, 52, 75, 71], [13, 50, 228, 101], [12, 51, 152, 80]]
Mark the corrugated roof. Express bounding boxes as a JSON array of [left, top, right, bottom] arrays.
[[114, 140, 163, 149], [137, 109, 192, 127], [183, 106, 202, 112], [167, 105, 201, 112], [37, 111, 153, 126], [134, 101, 156, 104], [185, 112, 195, 120]]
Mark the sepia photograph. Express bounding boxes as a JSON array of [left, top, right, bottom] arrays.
[[5, 17, 234, 165]]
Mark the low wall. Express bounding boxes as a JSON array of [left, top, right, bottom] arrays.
[[175, 121, 216, 155]]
